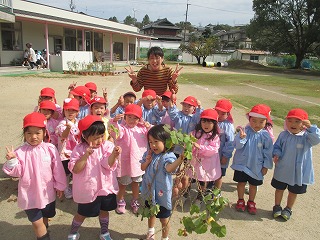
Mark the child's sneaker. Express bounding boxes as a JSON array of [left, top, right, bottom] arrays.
[[67, 232, 80, 240], [64, 186, 73, 199], [146, 232, 155, 240], [100, 232, 112, 240], [235, 199, 246, 212], [247, 201, 257, 215], [273, 205, 282, 218], [281, 207, 292, 221], [131, 199, 140, 214], [115, 199, 126, 214]]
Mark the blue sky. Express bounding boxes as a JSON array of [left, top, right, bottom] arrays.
[[29, 0, 254, 26]]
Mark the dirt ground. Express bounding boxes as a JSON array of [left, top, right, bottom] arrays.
[[0, 65, 319, 240]]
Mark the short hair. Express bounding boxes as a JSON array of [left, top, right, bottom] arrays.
[[147, 46, 164, 58], [81, 121, 105, 142]]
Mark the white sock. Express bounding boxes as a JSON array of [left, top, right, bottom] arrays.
[[161, 237, 169, 240], [148, 227, 155, 234]]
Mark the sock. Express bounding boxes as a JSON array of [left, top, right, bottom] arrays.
[[99, 216, 109, 234], [37, 232, 50, 240], [161, 237, 169, 240], [70, 219, 83, 234]]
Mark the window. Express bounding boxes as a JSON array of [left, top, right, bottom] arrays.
[[250, 55, 259, 61], [64, 28, 76, 51], [1, 22, 22, 51], [94, 32, 103, 52]]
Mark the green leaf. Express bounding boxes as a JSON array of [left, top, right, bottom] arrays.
[[177, 131, 184, 141], [194, 223, 208, 234], [163, 124, 171, 133], [183, 135, 191, 143], [186, 142, 193, 151], [182, 217, 196, 233], [190, 204, 200, 215]]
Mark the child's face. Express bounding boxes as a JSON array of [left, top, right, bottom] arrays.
[[143, 98, 156, 110], [148, 135, 165, 154], [181, 103, 195, 115], [161, 97, 170, 108], [249, 116, 267, 132], [39, 108, 53, 120], [89, 90, 97, 98], [86, 133, 105, 148], [201, 118, 214, 133], [148, 54, 164, 71], [64, 109, 79, 121], [124, 114, 139, 128], [123, 96, 135, 107], [286, 117, 304, 134], [24, 126, 45, 146], [217, 110, 228, 122], [74, 96, 86, 106], [40, 96, 54, 102], [91, 103, 106, 117]]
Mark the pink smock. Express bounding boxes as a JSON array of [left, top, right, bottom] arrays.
[[68, 141, 119, 204], [189, 132, 221, 182], [2, 142, 67, 210]]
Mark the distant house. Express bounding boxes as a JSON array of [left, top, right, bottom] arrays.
[[217, 29, 252, 50], [0, 0, 151, 66], [232, 49, 269, 64]]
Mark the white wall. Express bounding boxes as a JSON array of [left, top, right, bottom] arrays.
[[50, 51, 93, 72]]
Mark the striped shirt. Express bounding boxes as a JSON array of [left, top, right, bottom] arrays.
[[130, 65, 179, 96]]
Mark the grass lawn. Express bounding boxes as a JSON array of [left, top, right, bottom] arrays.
[[179, 73, 320, 127]]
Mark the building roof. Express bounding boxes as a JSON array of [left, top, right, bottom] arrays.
[[12, 0, 152, 39], [142, 18, 180, 30]]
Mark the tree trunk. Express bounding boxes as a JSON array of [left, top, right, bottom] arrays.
[[196, 56, 201, 64], [294, 52, 304, 69]]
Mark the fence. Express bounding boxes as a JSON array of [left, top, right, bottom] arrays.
[[266, 56, 320, 70]]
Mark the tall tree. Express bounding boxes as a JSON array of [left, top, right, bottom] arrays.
[[123, 15, 136, 26], [247, 0, 320, 68], [142, 14, 151, 27], [179, 35, 220, 64], [175, 21, 195, 33], [108, 16, 118, 22]]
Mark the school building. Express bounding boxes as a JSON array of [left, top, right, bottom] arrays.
[[0, 0, 152, 67]]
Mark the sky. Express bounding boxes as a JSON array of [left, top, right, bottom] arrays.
[[29, 0, 255, 26]]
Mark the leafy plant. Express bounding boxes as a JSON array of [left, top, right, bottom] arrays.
[[178, 188, 228, 237], [137, 200, 160, 221]]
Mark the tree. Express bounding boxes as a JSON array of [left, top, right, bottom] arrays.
[[123, 15, 136, 26], [142, 14, 151, 27], [108, 16, 118, 22], [247, 0, 320, 69], [179, 35, 220, 64], [175, 21, 195, 33]]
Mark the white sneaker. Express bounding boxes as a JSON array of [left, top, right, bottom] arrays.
[[67, 232, 80, 240], [64, 186, 73, 199], [100, 232, 112, 240]]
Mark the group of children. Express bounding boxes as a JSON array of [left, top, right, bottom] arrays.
[[3, 47, 320, 240]]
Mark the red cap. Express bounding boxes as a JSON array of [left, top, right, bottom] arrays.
[[23, 112, 47, 128], [70, 86, 91, 103], [85, 82, 97, 92], [78, 115, 103, 136], [181, 96, 198, 107], [40, 87, 55, 97], [125, 104, 142, 118], [63, 98, 79, 111], [200, 109, 218, 121], [142, 89, 156, 99], [215, 99, 232, 112], [286, 108, 308, 120], [162, 91, 172, 99], [247, 104, 272, 123], [39, 100, 56, 111], [90, 96, 107, 106]]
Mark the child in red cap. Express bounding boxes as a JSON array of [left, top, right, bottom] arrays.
[[214, 99, 235, 190], [110, 104, 152, 215], [110, 91, 137, 123], [55, 98, 80, 199], [39, 100, 59, 147], [160, 91, 175, 129], [231, 104, 273, 215], [271, 108, 320, 221], [3, 112, 67, 240], [69, 86, 91, 120], [34, 87, 63, 120], [137, 89, 166, 125], [67, 115, 121, 240], [185, 109, 221, 205]]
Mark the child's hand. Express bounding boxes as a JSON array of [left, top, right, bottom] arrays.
[[156, 95, 162, 105], [196, 100, 201, 108], [261, 167, 268, 176], [113, 146, 121, 157], [5, 146, 16, 160], [146, 150, 152, 164], [102, 88, 108, 101], [113, 114, 124, 122], [118, 95, 124, 106], [220, 156, 228, 165], [273, 155, 279, 164], [193, 142, 200, 149], [171, 63, 183, 82], [68, 81, 77, 90], [236, 126, 246, 139], [302, 119, 311, 129], [86, 142, 94, 156], [56, 189, 63, 199], [125, 66, 137, 82]]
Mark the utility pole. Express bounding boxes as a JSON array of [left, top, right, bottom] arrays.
[[183, 0, 190, 42], [133, 8, 138, 24]]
